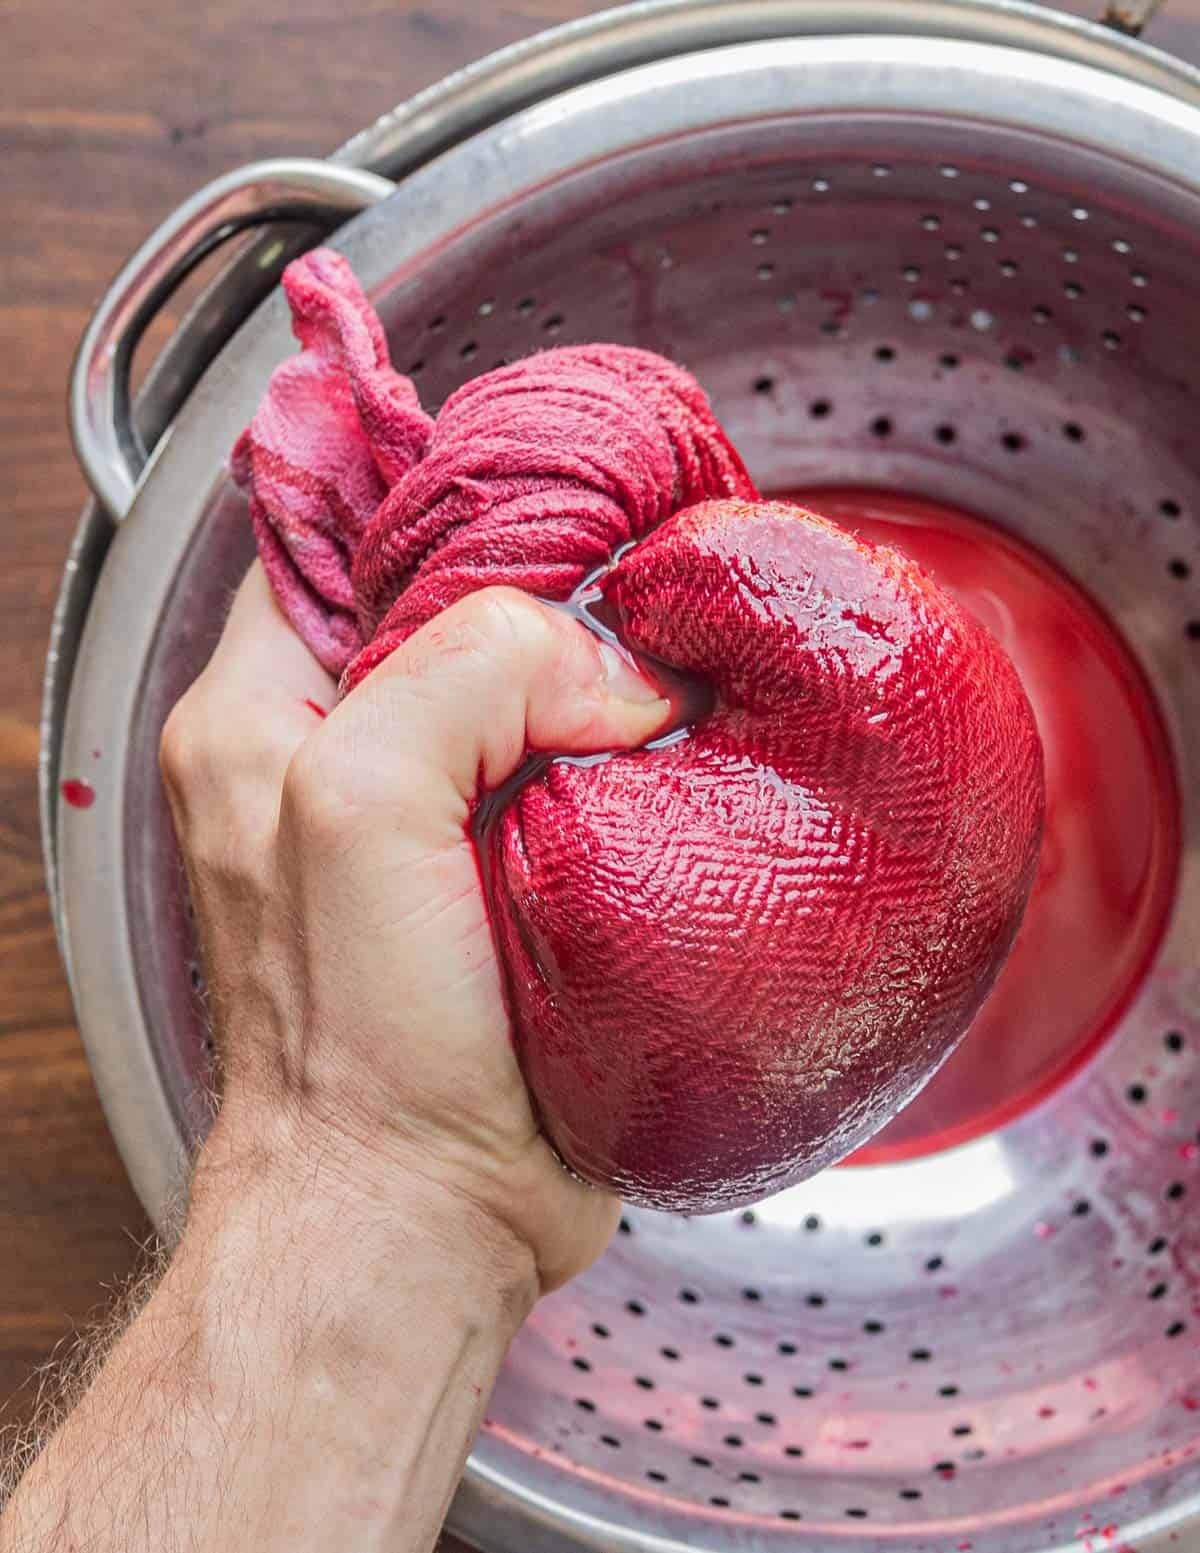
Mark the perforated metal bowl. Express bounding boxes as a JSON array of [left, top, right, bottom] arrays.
[[50, 4, 1200, 1550]]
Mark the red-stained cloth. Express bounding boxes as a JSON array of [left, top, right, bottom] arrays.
[[233, 249, 1043, 1213]]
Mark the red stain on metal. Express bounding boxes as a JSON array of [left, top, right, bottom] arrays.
[[60, 778, 95, 809], [818, 288, 854, 322]]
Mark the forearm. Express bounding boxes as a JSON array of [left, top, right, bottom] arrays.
[[1, 1107, 536, 1553]]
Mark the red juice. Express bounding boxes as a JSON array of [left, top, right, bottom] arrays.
[[781, 488, 1180, 1164]]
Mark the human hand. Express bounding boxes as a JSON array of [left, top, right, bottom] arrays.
[[160, 562, 669, 1297]]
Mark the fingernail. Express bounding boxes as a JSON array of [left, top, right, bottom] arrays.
[[596, 640, 664, 705]]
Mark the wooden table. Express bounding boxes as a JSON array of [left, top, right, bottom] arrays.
[[2, 0, 1198, 1543]]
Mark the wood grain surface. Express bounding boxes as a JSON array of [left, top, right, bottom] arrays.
[[1, 1, 1197, 1546]]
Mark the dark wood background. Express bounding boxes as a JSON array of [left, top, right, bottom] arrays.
[[2, 0, 1198, 1543]]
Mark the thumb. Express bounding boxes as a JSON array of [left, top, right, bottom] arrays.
[[300, 586, 670, 839]]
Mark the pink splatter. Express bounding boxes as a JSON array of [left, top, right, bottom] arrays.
[[958, 1542, 974, 1551], [1083, 1378, 1098, 1391], [1101, 1526, 1119, 1542], [1182, 1396, 1200, 1412], [91, 747, 101, 759], [1162, 1107, 1180, 1124], [819, 288, 854, 322], [303, 698, 328, 719], [845, 1439, 871, 1451], [1038, 1406, 1057, 1419], [1179, 1142, 1199, 1162], [1035, 1221, 1055, 1239], [939, 1285, 959, 1299], [60, 778, 95, 809]]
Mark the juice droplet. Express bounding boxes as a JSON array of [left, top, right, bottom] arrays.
[[60, 778, 95, 809]]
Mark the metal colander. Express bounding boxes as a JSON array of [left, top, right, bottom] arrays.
[[48, 4, 1200, 1550]]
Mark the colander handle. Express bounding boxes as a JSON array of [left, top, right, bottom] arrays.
[[69, 158, 394, 523], [1101, 0, 1166, 34]]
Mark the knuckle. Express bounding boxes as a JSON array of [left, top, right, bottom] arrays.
[[445, 587, 556, 671], [280, 740, 357, 845], [159, 690, 210, 796]]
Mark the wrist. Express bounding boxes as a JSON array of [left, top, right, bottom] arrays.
[[189, 1093, 541, 1333]]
